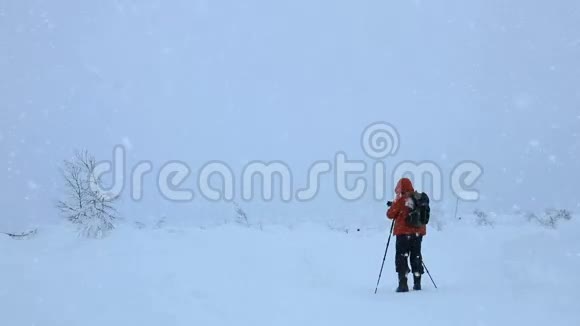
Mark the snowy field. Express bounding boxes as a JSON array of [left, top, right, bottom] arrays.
[[2, 217, 579, 326], [2, 1, 578, 326]]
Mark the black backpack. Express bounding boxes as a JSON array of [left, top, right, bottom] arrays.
[[406, 192, 430, 228]]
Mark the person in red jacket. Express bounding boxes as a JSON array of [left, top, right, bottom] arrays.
[[387, 177, 426, 292]]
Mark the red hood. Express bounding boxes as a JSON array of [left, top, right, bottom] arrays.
[[395, 178, 414, 195]]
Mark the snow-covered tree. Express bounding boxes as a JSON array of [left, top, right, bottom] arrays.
[[57, 151, 119, 238]]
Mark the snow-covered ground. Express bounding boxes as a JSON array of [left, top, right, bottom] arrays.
[[1, 218, 579, 326]]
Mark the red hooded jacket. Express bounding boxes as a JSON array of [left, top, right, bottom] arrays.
[[386, 178, 427, 236]]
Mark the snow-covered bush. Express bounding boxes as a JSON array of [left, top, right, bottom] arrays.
[[474, 209, 494, 227], [57, 151, 119, 238], [527, 209, 572, 229]]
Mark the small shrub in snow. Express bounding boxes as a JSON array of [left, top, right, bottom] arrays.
[[154, 216, 167, 229], [1, 229, 38, 240], [528, 209, 572, 229], [57, 151, 119, 238], [547, 209, 572, 222], [474, 209, 494, 227], [326, 222, 350, 234], [233, 201, 249, 226], [231, 202, 263, 230], [526, 212, 538, 223]]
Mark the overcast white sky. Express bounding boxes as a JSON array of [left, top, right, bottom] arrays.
[[1, 0, 579, 229]]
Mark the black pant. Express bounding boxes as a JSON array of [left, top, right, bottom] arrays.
[[395, 234, 424, 275]]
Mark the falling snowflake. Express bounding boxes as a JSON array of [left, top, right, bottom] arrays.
[[513, 93, 533, 110], [525, 140, 544, 154], [528, 140, 540, 147], [27, 180, 40, 190]]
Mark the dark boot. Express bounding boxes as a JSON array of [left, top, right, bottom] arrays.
[[396, 274, 409, 293], [413, 274, 422, 291]]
